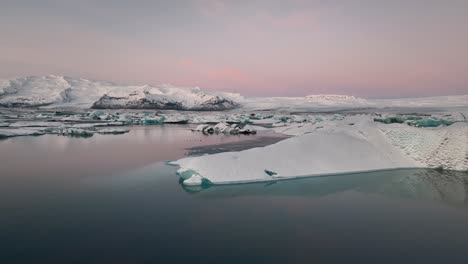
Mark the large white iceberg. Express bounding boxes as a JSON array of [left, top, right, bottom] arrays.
[[173, 116, 468, 185]]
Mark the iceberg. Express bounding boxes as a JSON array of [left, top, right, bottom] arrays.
[[193, 124, 215, 134], [89, 110, 106, 120], [173, 116, 468, 185], [192, 122, 257, 135], [140, 116, 165, 125], [409, 118, 455, 128], [373, 115, 458, 128], [50, 128, 95, 137]]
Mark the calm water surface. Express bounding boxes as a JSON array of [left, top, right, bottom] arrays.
[[1, 125, 468, 264]]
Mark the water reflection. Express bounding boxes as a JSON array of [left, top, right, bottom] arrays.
[[0, 125, 284, 178]]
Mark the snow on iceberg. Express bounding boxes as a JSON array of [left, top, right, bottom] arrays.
[[173, 116, 468, 185]]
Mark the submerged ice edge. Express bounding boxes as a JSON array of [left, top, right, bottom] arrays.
[[176, 167, 428, 186]]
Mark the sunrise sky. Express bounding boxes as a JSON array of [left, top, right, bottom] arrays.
[[1, 0, 467, 97]]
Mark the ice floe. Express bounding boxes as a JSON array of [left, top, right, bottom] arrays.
[[0, 128, 45, 138], [96, 128, 130, 135]]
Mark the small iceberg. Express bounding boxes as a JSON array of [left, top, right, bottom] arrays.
[[192, 122, 257, 135]]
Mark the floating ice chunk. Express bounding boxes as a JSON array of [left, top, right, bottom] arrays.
[[35, 113, 52, 118], [114, 114, 134, 125], [50, 128, 95, 137], [243, 124, 268, 131], [98, 113, 114, 121], [193, 124, 209, 132], [203, 126, 214, 134], [178, 169, 200, 181], [0, 122, 10, 127], [0, 128, 45, 138], [183, 174, 203, 186], [410, 118, 455, 128], [292, 115, 309, 123], [163, 115, 189, 124], [179, 171, 213, 186], [213, 122, 230, 133], [140, 116, 165, 125], [374, 115, 457, 128], [238, 127, 256, 135], [332, 114, 345, 121], [314, 116, 324, 122], [193, 122, 257, 135], [405, 116, 423, 121], [89, 110, 105, 120], [241, 118, 253, 124], [272, 122, 286, 127], [96, 128, 129, 135], [192, 124, 214, 134], [68, 123, 99, 129], [374, 116, 406, 124], [93, 121, 125, 127]]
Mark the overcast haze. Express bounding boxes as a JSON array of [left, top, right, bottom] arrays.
[[1, 0, 467, 97]]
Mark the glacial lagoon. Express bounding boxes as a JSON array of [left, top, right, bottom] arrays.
[[1, 125, 468, 263]]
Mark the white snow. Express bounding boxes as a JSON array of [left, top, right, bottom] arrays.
[[2, 75, 467, 111], [0, 75, 242, 109], [380, 122, 468, 171], [173, 115, 468, 185], [242, 95, 373, 111]]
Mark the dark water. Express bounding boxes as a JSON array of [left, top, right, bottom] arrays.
[[1, 126, 468, 264]]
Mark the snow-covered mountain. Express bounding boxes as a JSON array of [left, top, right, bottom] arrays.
[[0, 76, 242, 110], [1, 75, 467, 111], [91, 85, 240, 110]]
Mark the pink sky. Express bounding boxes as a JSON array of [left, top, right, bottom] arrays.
[[0, 0, 467, 97]]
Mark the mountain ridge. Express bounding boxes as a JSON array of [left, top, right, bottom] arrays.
[[1, 75, 467, 110]]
